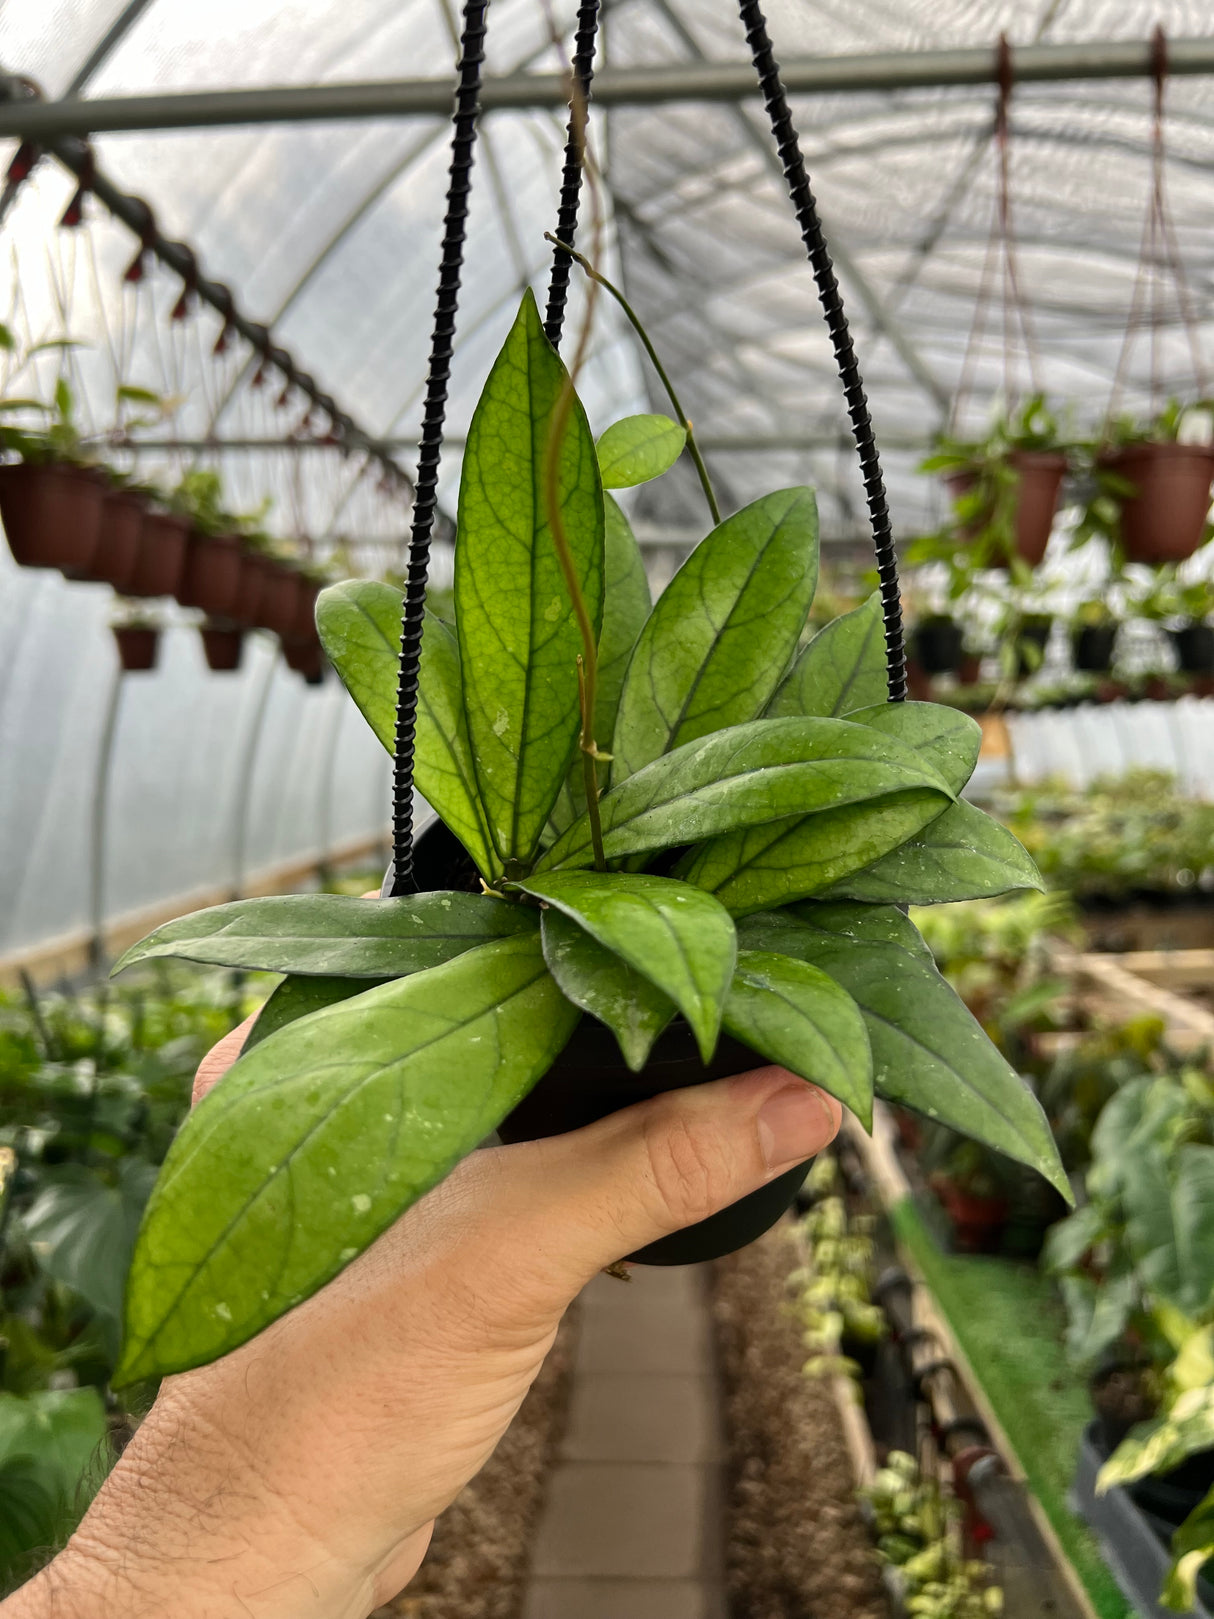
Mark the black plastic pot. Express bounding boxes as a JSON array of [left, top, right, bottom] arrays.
[[911, 615, 964, 676], [1172, 621, 1214, 675], [1016, 614, 1053, 678], [1072, 623, 1119, 673], [399, 816, 813, 1266]]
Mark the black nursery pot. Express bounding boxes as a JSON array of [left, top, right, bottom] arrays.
[[911, 615, 964, 677], [1172, 621, 1214, 675], [1072, 623, 1119, 674], [398, 817, 813, 1266]]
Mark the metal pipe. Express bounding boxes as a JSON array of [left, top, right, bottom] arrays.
[[108, 426, 931, 452], [4, 38, 1214, 136]]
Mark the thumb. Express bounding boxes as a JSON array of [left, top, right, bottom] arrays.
[[446, 1065, 841, 1312]]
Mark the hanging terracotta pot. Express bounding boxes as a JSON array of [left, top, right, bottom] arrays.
[[948, 449, 1067, 567], [282, 634, 325, 682], [177, 531, 242, 616], [1103, 442, 1214, 564], [958, 651, 984, 686], [226, 549, 268, 628], [255, 563, 305, 636], [0, 462, 105, 573], [200, 622, 245, 672], [126, 509, 190, 598], [65, 486, 144, 587], [112, 624, 160, 671], [287, 578, 320, 643]]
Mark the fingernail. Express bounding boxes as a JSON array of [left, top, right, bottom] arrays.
[[756, 1083, 835, 1172]]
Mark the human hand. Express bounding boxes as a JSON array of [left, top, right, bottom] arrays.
[[9, 1016, 839, 1619]]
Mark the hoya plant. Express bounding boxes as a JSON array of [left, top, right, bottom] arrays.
[[111, 289, 1067, 1384]]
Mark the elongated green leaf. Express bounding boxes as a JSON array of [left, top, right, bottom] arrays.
[[514, 871, 735, 1062], [456, 289, 605, 865], [541, 907, 674, 1070], [597, 495, 652, 751], [1098, 1386, 1214, 1491], [113, 892, 535, 977], [246, 976, 367, 1051], [22, 1162, 155, 1334], [596, 414, 686, 488], [820, 798, 1043, 904], [538, 715, 953, 873], [735, 907, 1069, 1197], [724, 950, 872, 1126], [317, 581, 495, 876], [788, 899, 935, 964], [612, 488, 819, 779], [1123, 1143, 1214, 1318], [768, 591, 887, 718], [117, 934, 578, 1382], [681, 790, 951, 915], [845, 701, 981, 794]]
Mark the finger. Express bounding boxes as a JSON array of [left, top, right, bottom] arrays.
[[423, 1065, 841, 1316], [191, 1013, 258, 1107]]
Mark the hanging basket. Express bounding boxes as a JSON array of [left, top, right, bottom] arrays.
[[1101, 442, 1214, 565], [126, 509, 190, 598], [112, 623, 160, 672], [200, 622, 245, 672], [282, 633, 324, 682], [177, 531, 243, 615], [254, 563, 306, 636], [65, 486, 144, 587], [0, 461, 105, 573], [947, 449, 1067, 567]]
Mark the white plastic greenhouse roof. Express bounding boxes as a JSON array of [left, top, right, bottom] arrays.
[[2, 0, 1213, 964]]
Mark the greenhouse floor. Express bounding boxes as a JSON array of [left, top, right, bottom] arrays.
[[523, 1265, 727, 1619]]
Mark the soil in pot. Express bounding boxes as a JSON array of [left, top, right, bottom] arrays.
[[112, 624, 160, 672], [0, 462, 104, 573], [404, 816, 813, 1267], [178, 532, 242, 616], [1073, 623, 1119, 673], [126, 509, 189, 598], [1173, 621, 1214, 675], [1103, 441, 1214, 564], [948, 449, 1067, 567], [200, 623, 244, 672], [911, 615, 964, 676]]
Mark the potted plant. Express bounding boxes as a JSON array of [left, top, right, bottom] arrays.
[[919, 396, 1070, 574], [107, 291, 1067, 1385], [171, 469, 243, 617], [0, 375, 105, 575], [1077, 401, 1214, 567], [1071, 599, 1120, 674], [70, 468, 147, 591], [110, 602, 162, 672], [123, 482, 190, 600]]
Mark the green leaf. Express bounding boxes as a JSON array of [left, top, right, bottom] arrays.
[[844, 701, 981, 794], [513, 871, 736, 1063], [21, 1161, 155, 1333], [113, 892, 536, 977], [539, 715, 953, 874], [681, 790, 951, 915], [596, 413, 686, 488], [1161, 1484, 1214, 1611], [768, 591, 887, 718], [611, 488, 819, 779], [456, 289, 605, 866], [1056, 1269, 1137, 1366], [317, 582, 495, 877], [540, 907, 674, 1070], [1123, 1144, 1214, 1318], [1098, 1386, 1214, 1491], [819, 799, 1043, 904], [0, 1388, 107, 1504], [596, 495, 652, 751], [117, 934, 579, 1382], [245, 976, 367, 1051], [723, 950, 872, 1127], [735, 907, 1069, 1197], [788, 899, 936, 964]]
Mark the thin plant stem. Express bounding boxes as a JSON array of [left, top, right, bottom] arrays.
[[545, 231, 722, 527], [540, 58, 609, 872]]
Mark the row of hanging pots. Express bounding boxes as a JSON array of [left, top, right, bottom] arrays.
[[112, 618, 327, 682], [947, 441, 1214, 567], [0, 458, 322, 638]]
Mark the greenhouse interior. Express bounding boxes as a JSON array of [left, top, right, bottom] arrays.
[[2, 1, 1214, 1616]]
